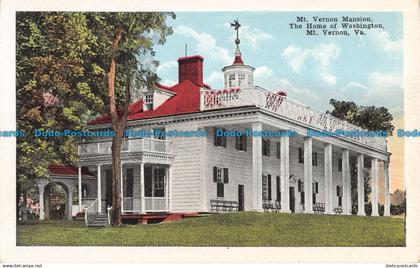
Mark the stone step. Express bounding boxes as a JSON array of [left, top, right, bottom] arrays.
[[88, 224, 108, 227], [90, 219, 108, 223]]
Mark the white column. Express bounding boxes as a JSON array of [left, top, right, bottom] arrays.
[[342, 149, 351, 215], [120, 162, 124, 214], [280, 135, 291, 213], [168, 165, 173, 212], [97, 165, 102, 213], [67, 187, 73, 220], [371, 158, 379, 216], [384, 161, 391, 216], [357, 153, 366, 216], [252, 123, 263, 211], [78, 166, 82, 212], [140, 162, 145, 213], [165, 166, 170, 212], [38, 184, 45, 220], [324, 143, 333, 214], [304, 137, 313, 213]]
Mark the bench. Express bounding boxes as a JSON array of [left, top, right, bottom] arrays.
[[333, 207, 343, 215], [210, 199, 239, 213], [263, 200, 280, 212], [313, 202, 326, 214]]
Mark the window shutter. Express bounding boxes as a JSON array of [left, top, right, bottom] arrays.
[[213, 166, 218, 182], [223, 168, 229, 183], [336, 185, 340, 196], [213, 128, 218, 146], [243, 136, 247, 152], [315, 182, 319, 194], [267, 139, 270, 156], [222, 129, 227, 148], [298, 180, 302, 192], [235, 136, 239, 150], [268, 174, 272, 200], [262, 140, 265, 155]]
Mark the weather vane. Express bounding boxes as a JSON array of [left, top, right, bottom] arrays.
[[230, 19, 241, 46]]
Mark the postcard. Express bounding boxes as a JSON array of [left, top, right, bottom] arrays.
[[1, 0, 419, 265]]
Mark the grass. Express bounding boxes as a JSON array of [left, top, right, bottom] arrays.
[[17, 212, 405, 247]]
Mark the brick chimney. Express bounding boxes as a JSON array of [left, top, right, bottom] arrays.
[[177, 55, 204, 86]]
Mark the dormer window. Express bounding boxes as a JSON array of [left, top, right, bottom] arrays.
[[145, 93, 153, 110]]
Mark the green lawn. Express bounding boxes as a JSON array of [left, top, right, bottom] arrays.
[[17, 212, 405, 247]]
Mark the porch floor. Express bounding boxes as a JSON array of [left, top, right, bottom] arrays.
[[121, 212, 199, 224]]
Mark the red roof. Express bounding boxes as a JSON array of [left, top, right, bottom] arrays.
[[48, 164, 93, 176], [88, 98, 145, 125], [88, 79, 203, 125], [129, 79, 202, 120], [233, 55, 244, 65]]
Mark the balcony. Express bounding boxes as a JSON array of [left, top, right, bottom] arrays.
[[78, 137, 173, 165], [78, 137, 172, 156], [200, 86, 387, 151]]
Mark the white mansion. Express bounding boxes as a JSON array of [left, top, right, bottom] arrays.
[[36, 33, 391, 223]]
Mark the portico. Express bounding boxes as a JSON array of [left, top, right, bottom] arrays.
[[76, 137, 174, 215]]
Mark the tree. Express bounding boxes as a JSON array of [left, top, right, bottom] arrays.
[[16, 13, 175, 226], [16, 12, 106, 218], [327, 99, 394, 136], [85, 13, 174, 226], [327, 99, 395, 214]]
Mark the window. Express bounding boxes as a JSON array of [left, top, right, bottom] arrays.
[[336, 185, 343, 207], [312, 152, 318, 166], [276, 142, 281, 159], [298, 179, 304, 192], [235, 134, 247, 151], [125, 168, 134, 197], [153, 168, 165, 197], [276, 176, 281, 201], [213, 167, 229, 198], [262, 139, 270, 156], [228, 74, 236, 87], [312, 181, 318, 204], [238, 74, 245, 86], [336, 185, 343, 197], [298, 148, 304, 163], [145, 93, 153, 110], [248, 75, 253, 87], [338, 158, 342, 171], [214, 128, 227, 148], [262, 174, 271, 200], [153, 128, 166, 140], [313, 181, 319, 194]]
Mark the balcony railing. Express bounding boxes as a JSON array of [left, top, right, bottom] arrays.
[[78, 137, 172, 156], [144, 197, 167, 212], [123, 197, 141, 212], [200, 86, 387, 151], [121, 197, 168, 213]]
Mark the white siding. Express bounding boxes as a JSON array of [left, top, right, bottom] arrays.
[[167, 122, 203, 212]]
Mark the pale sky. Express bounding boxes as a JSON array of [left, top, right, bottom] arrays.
[[153, 12, 404, 191]]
